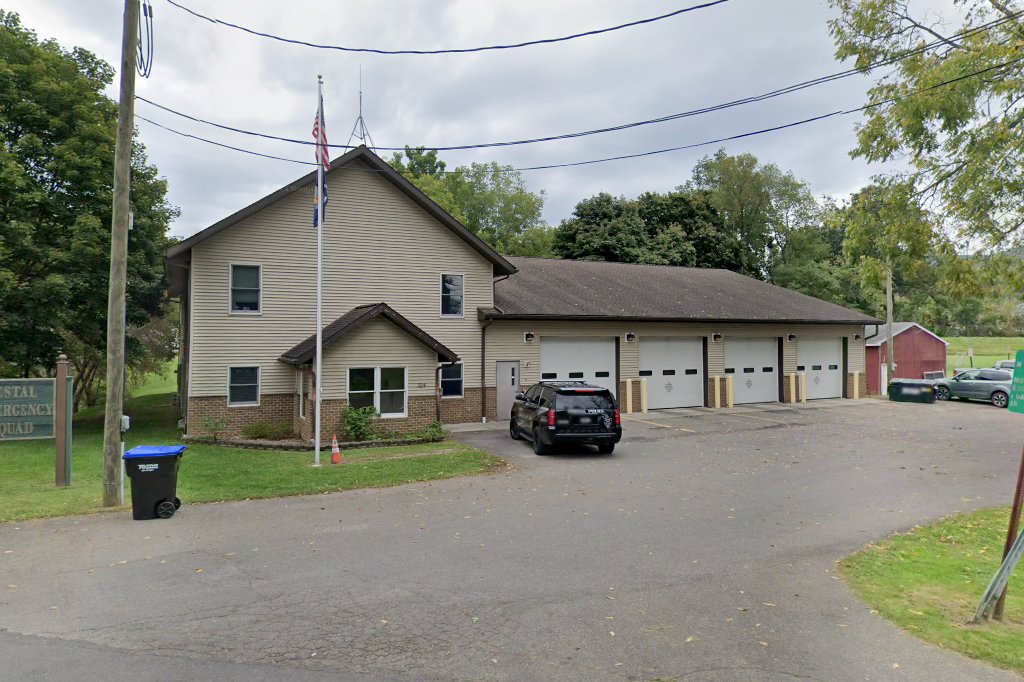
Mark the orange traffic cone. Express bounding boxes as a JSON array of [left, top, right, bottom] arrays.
[[330, 434, 342, 465]]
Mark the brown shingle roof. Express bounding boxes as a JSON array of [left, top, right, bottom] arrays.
[[280, 303, 459, 364], [486, 257, 880, 325]]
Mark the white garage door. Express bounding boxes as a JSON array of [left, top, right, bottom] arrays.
[[797, 338, 844, 399], [540, 337, 617, 396], [639, 337, 704, 408], [725, 338, 779, 404]]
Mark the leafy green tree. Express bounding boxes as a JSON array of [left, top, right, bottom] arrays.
[[0, 12, 176, 404], [829, 0, 1024, 246], [553, 193, 655, 263], [388, 147, 551, 256], [684, 149, 821, 280]]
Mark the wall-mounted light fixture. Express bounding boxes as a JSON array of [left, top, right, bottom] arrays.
[[787, 334, 797, 342], [624, 332, 637, 343], [523, 331, 536, 343], [711, 332, 723, 342], [854, 334, 862, 340]]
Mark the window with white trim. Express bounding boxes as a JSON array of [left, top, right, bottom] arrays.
[[440, 362, 463, 398], [348, 367, 407, 417], [228, 366, 259, 405], [440, 274, 464, 317], [230, 264, 261, 313]]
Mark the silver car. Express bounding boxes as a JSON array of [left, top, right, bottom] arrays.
[[994, 359, 1016, 372], [934, 368, 1012, 408]]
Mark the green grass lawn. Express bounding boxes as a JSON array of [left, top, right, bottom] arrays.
[[0, 391, 504, 523], [943, 337, 1023, 375], [839, 507, 1024, 673]]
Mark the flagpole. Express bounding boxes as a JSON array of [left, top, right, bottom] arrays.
[[314, 74, 324, 467]]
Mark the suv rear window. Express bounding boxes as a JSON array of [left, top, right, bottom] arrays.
[[556, 392, 615, 411]]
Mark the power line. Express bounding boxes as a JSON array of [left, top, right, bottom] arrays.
[[136, 0, 154, 77], [135, 12, 1022, 153], [137, 115, 316, 165], [164, 0, 729, 55], [136, 55, 1024, 174]]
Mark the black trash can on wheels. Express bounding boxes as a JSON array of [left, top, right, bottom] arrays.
[[123, 445, 187, 520]]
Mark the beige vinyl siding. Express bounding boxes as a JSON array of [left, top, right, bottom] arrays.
[[189, 159, 492, 397], [321, 318, 436, 399], [486, 321, 865, 386]]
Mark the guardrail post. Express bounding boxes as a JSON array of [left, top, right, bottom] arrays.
[[725, 375, 734, 408], [55, 355, 70, 487], [800, 372, 807, 404], [713, 376, 721, 409], [625, 379, 634, 414], [640, 378, 648, 414]]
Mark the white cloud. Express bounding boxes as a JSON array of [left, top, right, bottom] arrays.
[[5, 0, 909, 237]]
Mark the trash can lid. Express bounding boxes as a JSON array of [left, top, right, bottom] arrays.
[[123, 445, 187, 459]]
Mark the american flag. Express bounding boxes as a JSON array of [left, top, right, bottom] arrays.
[[312, 93, 329, 227], [313, 93, 330, 171]]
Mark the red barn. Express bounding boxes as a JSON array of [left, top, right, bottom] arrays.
[[864, 322, 948, 394]]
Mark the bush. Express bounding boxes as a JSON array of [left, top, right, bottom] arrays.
[[340, 405, 379, 442], [412, 420, 445, 442], [241, 420, 295, 441], [201, 416, 228, 442]]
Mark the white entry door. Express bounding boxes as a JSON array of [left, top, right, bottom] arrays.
[[540, 337, 617, 396], [725, 337, 779, 404], [495, 361, 520, 420], [639, 337, 704, 408], [797, 338, 844, 399]]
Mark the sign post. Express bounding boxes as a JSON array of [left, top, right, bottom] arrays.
[[993, 349, 1024, 620]]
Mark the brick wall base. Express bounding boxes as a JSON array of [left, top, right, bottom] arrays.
[[705, 377, 729, 408], [187, 394, 297, 439], [192, 388, 498, 443], [782, 374, 805, 403], [619, 380, 643, 413], [845, 372, 868, 399]]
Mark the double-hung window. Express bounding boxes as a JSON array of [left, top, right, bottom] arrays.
[[228, 366, 259, 406], [440, 274, 464, 317], [440, 362, 464, 398], [348, 367, 407, 417], [230, 264, 261, 313]]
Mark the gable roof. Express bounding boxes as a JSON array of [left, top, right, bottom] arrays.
[[483, 257, 881, 325], [165, 146, 516, 279], [279, 303, 459, 365], [864, 322, 947, 347]]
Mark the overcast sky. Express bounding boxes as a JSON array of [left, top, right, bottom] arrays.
[[7, 0, 918, 239]]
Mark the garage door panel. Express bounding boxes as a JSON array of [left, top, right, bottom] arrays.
[[639, 337, 704, 408], [540, 337, 617, 396], [725, 338, 778, 404], [797, 338, 843, 399]]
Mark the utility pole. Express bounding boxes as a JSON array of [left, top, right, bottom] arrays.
[[885, 265, 895, 387], [102, 0, 139, 507]]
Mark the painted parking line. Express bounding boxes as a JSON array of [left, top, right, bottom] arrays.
[[623, 415, 697, 433], [721, 411, 793, 427]]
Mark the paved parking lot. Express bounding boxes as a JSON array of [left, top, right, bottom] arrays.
[[2, 399, 1022, 681]]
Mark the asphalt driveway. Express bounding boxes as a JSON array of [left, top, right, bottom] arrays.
[[2, 399, 1022, 681]]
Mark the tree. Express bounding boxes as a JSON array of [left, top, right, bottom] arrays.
[[0, 12, 176, 404], [389, 147, 550, 256], [829, 0, 1024, 246], [685, 149, 821, 280], [552, 190, 743, 268]]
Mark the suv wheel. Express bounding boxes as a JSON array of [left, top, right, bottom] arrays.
[[509, 419, 521, 440], [597, 442, 615, 454], [992, 391, 1009, 408], [532, 427, 549, 455]]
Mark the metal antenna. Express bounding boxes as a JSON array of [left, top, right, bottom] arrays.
[[346, 66, 377, 150]]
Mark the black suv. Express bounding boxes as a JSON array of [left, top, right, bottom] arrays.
[[509, 381, 622, 455]]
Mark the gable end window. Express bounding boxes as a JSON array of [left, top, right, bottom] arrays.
[[230, 264, 261, 313], [441, 362, 464, 398], [440, 274, 464, 317], [228, 366, 260, 406]]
